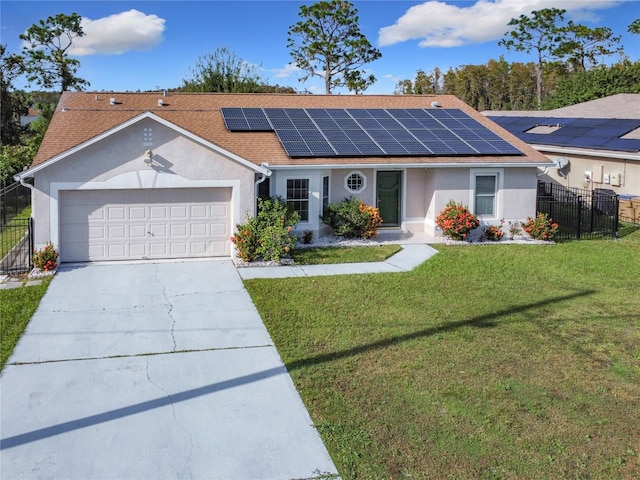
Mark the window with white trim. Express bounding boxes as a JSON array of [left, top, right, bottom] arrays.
[[474, 174, 497, 216], [286, 178, 309, 221], [345, 171, 366, 193]]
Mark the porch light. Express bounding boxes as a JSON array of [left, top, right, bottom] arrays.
[[144, 149, 153, 166]]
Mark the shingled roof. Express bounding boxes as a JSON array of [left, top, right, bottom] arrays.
[[31, 92, 549, 170]]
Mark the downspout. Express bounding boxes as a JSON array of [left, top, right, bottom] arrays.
[[16, 172, 36, 258], [16, 172, 35, 219], [254, 164, 272, 214]]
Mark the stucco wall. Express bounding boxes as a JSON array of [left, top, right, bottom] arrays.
[[32, 118, 258, 248], [540, 152, 640, 197]]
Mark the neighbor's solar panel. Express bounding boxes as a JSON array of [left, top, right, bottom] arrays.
[[489, 116, 640, 153], [221, 107, 524, 157]]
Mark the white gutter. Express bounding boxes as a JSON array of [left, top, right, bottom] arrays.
[[265, 161, 552, 170], [533, 144, 640, 161]]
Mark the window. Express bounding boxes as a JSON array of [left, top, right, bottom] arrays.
[[322, 176, 329, 217], [257, 177, 270, 200], [286, 179, 309, 221], [345, 171, 366, 193], [475, 175, 497, 216]]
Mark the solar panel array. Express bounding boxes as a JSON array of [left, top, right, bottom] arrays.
[[489, 116, 640, 153], [221, 107, 523, 158]]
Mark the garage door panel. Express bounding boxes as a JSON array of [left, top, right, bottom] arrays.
[[210, 223, 227, 235], [107, 207, 126, 220], [128, 206, 147, 221], [211, 205, 228, 218], [128, 225, 147, 239], [60, 188, 231, 262], [108, 225, 125, 239], [150, 206, 168, 219]]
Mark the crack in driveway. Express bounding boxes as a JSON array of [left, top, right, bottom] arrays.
[[145, 356, 193, 476], [155, 264, 177, 351]]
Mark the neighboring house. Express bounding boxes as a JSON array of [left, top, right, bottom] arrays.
[[15, 92, 550, 263], [484, 94, 640, 199], [20, 107, 40, 127]]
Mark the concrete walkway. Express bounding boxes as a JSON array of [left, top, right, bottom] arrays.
[[238, 244, 438, 280], [1, 260, 338, 479]]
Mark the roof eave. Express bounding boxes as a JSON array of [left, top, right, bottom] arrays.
[[16, 111, 271, 180], [532, 144, 640, 161]]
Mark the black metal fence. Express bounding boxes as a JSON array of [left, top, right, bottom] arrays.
[[0, 218, 33, 275], [536, 182, 619, 240], [1, 182, 31, 225]]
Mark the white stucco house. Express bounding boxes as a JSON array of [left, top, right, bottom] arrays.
[[15, 92, 551, 263]]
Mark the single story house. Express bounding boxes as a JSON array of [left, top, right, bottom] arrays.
[[16, 92, 551, 263], [484, 94, 640, 200]]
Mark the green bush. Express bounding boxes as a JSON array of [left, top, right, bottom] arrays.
[[231, 196, 300, 262], [322, 197, 382, 239]]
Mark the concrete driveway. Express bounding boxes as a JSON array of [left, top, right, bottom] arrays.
[[1, 260, 338, 479]]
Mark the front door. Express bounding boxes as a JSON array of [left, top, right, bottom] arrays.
[[376, 171, 401, 226]]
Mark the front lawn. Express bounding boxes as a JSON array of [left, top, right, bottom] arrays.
[[1, 278, 51, 370], [291, 244, 401, 265], [245, 233, 640, 479]]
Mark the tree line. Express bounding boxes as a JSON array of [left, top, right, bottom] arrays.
[[396, 9, 640, 111]]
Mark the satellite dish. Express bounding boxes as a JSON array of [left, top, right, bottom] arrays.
[[554, 157, 569, 169]]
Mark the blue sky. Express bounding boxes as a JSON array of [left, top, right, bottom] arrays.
[[2, 0, 639, 94]]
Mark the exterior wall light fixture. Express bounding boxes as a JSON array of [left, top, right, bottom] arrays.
[[144, 149, 153, 166]]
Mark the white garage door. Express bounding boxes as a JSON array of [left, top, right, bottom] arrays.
[[59, 188, 232, 262]]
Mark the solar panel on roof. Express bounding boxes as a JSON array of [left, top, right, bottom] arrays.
[[221, 107, 524, 158]]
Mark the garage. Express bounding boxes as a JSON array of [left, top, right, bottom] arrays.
[[59, 188, 231, 262]]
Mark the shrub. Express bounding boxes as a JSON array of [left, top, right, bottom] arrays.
[[435, 200, 480, 241], [322, 197, 382, 239], [484, 222, 504, 241], [302, 230, 313, 244], [32, 242, 58, 271], [521, 213, 559, 240], [231, 196, 300, 262]]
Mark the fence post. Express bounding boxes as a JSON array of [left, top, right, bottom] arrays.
[[613, 196, 619, 238], [577, 197, 582, 240], [28, 217, 34, 269]]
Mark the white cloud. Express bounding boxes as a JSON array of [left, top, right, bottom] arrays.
[[71, 10, 165, 55], [378, 0, 620, 48], [270, 63, 301, 79]]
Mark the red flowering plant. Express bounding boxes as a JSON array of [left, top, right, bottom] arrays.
[[435, 200, 480, 241], [521, 213, 559, 240], [230, 220, 260, 262], [483, 220, 504, 241], [32, 242, 59, 271]]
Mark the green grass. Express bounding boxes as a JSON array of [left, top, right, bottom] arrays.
[[0, 277, 51, 370], [291, 244, 401, 265], [245, 232, 640, 480], [0, 206, 31, 259]]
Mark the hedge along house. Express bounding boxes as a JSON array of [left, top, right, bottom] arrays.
[[16, 92, 551, 263]]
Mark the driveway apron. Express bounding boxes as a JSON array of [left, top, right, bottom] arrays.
[[1, 260, 338, 479]]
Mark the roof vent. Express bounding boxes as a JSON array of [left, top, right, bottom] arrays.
[[431, 101, 440, 108], [109, 97, 116, 105], [158, 99, 165, 107]]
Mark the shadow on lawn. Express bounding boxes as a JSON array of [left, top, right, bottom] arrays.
[[283, 288, 596, 371], [1, 289, 594, 450]]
